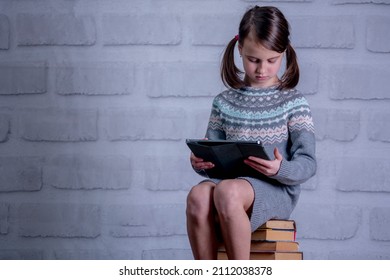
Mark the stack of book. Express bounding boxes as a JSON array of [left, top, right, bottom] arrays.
[[218, 219, 303, 260]]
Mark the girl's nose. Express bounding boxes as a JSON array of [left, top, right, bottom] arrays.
[[257, 64, 265, 74]]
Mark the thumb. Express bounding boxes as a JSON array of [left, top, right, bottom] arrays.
[[274, 147, 283, 161]]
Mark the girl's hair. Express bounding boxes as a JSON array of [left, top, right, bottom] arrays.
[[221, 6, 299, 90]]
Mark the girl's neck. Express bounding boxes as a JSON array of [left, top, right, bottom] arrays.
[[244, 76, 280, 89]]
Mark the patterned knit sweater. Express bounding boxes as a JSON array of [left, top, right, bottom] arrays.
[[204, 86, 316, 186]]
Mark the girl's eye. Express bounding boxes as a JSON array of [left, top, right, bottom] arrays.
[[248, 58, 259, 63], [268, 59, 277, 64]]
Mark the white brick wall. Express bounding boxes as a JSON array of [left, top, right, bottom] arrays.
[[0, 0, 389, 260]]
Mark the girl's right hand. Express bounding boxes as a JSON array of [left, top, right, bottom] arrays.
[[190, 153, 215, 170]]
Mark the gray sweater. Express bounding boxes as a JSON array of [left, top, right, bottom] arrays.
[[204, 86, 316, 186]]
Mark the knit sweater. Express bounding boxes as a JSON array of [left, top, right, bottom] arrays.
[[204, 86, 316, 186]]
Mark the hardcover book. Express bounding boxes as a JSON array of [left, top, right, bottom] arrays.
[[250, 240, 299, 252], [251, 228, 296, 241], [259, 219, 296, 231], [218, 240, 299, 252], [217, 219, 302, 260], [186, 139, 270, 179], [218, 250, 303, 260]]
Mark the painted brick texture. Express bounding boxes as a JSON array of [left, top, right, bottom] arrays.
[[0, 0, 389, 260], [20, 108, 98, 142], [0, 157, 43, 192], [0, 62, 47, 95], [44, 155, 132, 190], [0, 15, 9, 50], [0, 203, 8, 234], [18, 203, 101, 238], [55, 63, 136, 96], [102, 14, 181, 45], [17, 14, 96, 46], [0, 114, 10, 142], [291, 16, 355, 49]]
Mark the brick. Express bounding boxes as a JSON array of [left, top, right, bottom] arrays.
[[56, 63, 135, 95], [329, 250, 390, 260], [54, 250, 139, 260], [144, 155, 201, 191], [335, 158, 390, 192], [17, 14, 96, 46], [311, 108, 360, 141], [367, 16, 390, 53], [0, 203, 9, 234], [0, 62, 47, 95], [0, 250, 43, 260], [0, 114, 10, 142], [20, 108, 98, 142], [108, 204, 186, 237], [104, 107, 186, 141], [191, 14, 239, 46], [0, 15, 9, 50], [245, 0, 313, 1], [0, 157, 43, 192], [332, 0, 390, 4], [370, 207, 390, 241], [44, 154, 131, 190], [292, 204, 361, 240], [145, 62, 224, 97], [18, 203, 101, 238], [190, 108, 213, 139], [102, 14, 181, 45], [142, 249, 193, 260], [329, 65, 390, 100], [297, 63, 319, 95], [291, 16, 355, 49], [368, 112, 390, 142]]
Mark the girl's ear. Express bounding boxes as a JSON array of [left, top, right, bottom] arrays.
[[238, 44, 243, 56]]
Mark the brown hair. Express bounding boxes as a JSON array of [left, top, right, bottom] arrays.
[[221, 6, 299, 90]]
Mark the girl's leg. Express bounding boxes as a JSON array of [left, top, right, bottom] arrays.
[[213, 179, 254, 260], [186, 181, 218, 259]]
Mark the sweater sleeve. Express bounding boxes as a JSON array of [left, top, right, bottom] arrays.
[[191, 96, 226, 177], [270, 97, 317, 186], [205, 97, 226, 140]]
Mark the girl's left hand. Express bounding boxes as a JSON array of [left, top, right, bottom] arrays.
[[244, 148, 283, 176]]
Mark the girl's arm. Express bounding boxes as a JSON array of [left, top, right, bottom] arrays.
[[270, 130, 316, 185], [244, 96, 317, 186]]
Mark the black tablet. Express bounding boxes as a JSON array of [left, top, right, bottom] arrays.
[[186, 139, 270, 179]]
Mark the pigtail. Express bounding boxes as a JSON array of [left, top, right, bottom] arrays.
[[220, 37, 244, 89], [279, 43, 299, 90]]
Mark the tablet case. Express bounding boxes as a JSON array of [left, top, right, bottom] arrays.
[[186, 139, 270, 179]]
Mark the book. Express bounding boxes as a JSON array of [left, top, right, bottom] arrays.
[[259, 219, 296, 231], [218, 240, 299, 252], [186, 139, 270, 179], [218, 250, 303, 260], [251, 228, 296, 241], [217, 219, 302, 260], [250, 240, 299, 251]]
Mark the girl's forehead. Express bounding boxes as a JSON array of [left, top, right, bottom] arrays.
[[241, 38, 282, 57]]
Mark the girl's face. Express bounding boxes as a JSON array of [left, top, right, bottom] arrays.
[[238, 36, 284, 88]]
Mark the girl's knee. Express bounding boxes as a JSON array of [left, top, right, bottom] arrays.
[[186, 183, 214, 218], [214, 180, 241, 201], [213, 179, 253, 212]]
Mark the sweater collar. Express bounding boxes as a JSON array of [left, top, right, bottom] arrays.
[[235, 85, 279, 96]]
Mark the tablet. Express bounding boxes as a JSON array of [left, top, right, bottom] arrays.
[[186, 139, 270, 179]]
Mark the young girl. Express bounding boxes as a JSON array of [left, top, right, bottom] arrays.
[[186, 6, 316, 260]]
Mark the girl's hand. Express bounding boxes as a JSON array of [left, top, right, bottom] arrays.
[[244, 148, 283, 176], [190, 153, 215, 170]]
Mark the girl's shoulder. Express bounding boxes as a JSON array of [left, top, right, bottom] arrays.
[[279, 87, 301, 98], [280, 88, 310, 103], [211, 89, 236, 103]]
